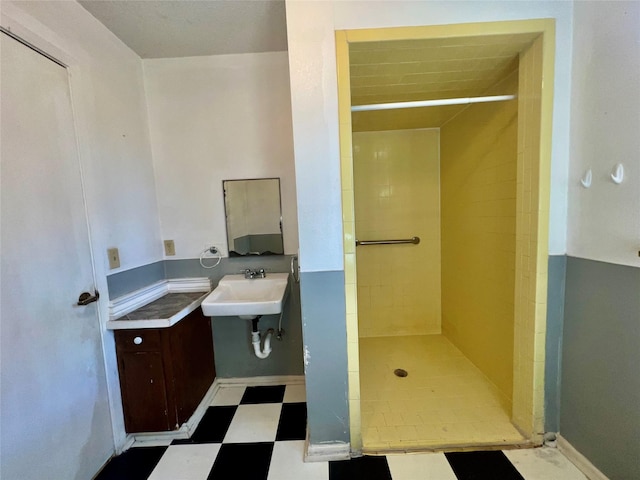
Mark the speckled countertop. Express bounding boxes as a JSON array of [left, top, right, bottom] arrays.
[[106, 291, 210, 330]]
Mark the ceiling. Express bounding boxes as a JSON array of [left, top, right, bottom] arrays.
[[78, 0, 288, 58], [350, 33, 539, 131], [77, 2, 537, 131]]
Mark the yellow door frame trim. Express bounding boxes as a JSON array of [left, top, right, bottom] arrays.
[[336, 19, 555, 453]]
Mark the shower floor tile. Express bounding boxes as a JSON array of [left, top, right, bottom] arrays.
[[359, 334, 526, 450]]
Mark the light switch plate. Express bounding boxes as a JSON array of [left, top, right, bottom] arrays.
[[107, 248, 120, 270], [164, 240, 176, 256]]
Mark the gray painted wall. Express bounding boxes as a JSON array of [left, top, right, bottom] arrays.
[[545, 255, 566, 432], [111, 254, 622, 454], [211, 281, 303, 377], [561, 257, 640, 480], [299, 271, 350, 445], [106, 261, 165, 299], [107, 256, 303, 378]]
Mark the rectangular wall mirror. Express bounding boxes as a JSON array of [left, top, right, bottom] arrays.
[[223, 178, 284, 256]]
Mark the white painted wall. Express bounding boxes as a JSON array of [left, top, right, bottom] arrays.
[[567, 1, 640, 267], [1, 0, 163, 456], [1, 2, 163, 275], [286, 0, 574, 272], [143, 52, 298, 259]]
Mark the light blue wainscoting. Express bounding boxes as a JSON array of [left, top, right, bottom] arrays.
[[299, 270, 350, 445], [561, 257, 640, 480]]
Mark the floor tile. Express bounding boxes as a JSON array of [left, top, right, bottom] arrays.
[[329, 455, 392, 480], [211, 385, 246, 406], [387, 452, 458, 480], [94, 446, 167, 480], [276, 402, 307, 441], [99, 375, 597, 480], [175, 406, 236, 444], [148, 444, 220, 480], [504, 448, 589, 480], [240, 385, 286, 404], [208, 442, 273, 480], [283, 383, 306, 403], [267, 440, 329, 480], [445, 450, 525, 480], [224, 404, 282, 443]]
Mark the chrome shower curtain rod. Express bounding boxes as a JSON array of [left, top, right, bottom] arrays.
[[351, 94, 516, 112]]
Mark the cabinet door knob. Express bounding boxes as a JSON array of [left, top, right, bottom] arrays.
[[133, 336, 143, 345]]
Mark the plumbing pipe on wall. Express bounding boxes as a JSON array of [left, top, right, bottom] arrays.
[[251, 317, 274, 359], [252, 329, 274, 359]]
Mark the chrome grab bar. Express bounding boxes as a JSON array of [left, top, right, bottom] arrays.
[[356, 236, 420, 246]]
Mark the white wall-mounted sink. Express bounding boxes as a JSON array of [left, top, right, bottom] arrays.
[[201, 273, 289, 318]]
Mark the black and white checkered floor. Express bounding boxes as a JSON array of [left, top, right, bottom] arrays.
[[96, 384, 588, 480]]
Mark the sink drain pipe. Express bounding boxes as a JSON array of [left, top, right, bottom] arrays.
[[251, 317, 274, 359]]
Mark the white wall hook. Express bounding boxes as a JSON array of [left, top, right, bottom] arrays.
[[611, 164, 624, 184], [580, 169, 592, 188]]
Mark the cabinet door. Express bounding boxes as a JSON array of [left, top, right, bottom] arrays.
[[115, 329, 172, 433], [118, 350, 170, 433], [168, 309, 216, 424]]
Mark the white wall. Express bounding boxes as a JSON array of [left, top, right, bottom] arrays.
[[143, 52, 298, 258], [567, 1, 640, 267], [1, 0, 163, 456], [1, 2, 163, 275], [286, 0, 574, 272]]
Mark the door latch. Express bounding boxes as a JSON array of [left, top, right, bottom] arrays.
[[77, 290, 99, 306]]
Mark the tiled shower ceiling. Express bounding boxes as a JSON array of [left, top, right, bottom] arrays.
[[349, 33, 539, 131]]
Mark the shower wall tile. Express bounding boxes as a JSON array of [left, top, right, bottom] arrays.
[[343, 221, 356, 254], [344, 254, 356, 283], [440, 69, 518, 409], [347, 337, 359, 371], [353, 129, 441, 338], [338, 32, 361, 450], [512, 35, 548, 438]]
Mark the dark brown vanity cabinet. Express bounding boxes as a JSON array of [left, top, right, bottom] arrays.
[[114, 308, 216, 433]]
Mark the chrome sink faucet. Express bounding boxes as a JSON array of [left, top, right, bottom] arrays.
[[243, 268, 266, 279]]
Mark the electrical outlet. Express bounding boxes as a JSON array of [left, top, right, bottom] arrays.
[[107, 248, 120, 270], [164, 240, 176, 256]]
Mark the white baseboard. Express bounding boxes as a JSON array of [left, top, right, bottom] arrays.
[[127, 376, 304, 448], [557, 435, 610, 480], [128, 381, 220, 448], [304, 427, 350, 462], [305, 442, 351, 462], [124, 376, 305, 449]]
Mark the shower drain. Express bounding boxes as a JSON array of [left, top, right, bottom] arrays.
[[394, 368, 408, 378]]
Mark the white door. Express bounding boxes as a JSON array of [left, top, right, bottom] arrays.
[[1, 33, 113, 478]]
